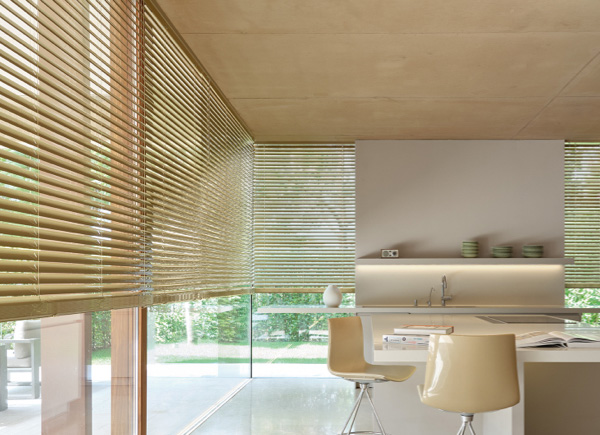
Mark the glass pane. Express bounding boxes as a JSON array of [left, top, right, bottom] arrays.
[[147, 295, 250, 434], [252, 293, 354, 377], [0, 311, 133, 434], [0, 314, 102, 433], [0, 318, 41, 432], [91, 310, 112, 434]]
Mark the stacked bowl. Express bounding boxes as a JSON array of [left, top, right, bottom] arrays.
[[522, 245, 543, 258], [492, 246, 513, 258], [461, 241, 479, 258]]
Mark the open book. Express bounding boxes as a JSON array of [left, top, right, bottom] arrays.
[[516, 330, 600, 348]]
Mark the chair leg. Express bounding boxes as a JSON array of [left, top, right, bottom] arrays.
[[340, 383, 386, 435], [456, 413, 476, 435], [363, 384, 386, 435], [341, 384, 365, 434]]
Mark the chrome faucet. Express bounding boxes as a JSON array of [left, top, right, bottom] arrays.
[[427, 287, 435, 306], [441, 275, 452, 306]]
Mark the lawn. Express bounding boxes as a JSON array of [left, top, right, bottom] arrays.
[[92, 341, 328, 364]]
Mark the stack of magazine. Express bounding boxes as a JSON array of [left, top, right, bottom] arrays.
[[382, 324, 454, 345], [515, 330, 600, 348]]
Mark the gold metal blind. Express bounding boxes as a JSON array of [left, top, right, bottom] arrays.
[[565, 141, 600, 288], [0, 0, 146, 307], [144, 4, 254, 301], [0, 0, 254, 318], [253, 144, 355, 293]]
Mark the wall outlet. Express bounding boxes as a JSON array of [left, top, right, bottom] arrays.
[[380, 249, 399, 258]]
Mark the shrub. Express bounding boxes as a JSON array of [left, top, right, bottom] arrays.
[[566, 288, 600, 325], [91, 311, 111, 351]]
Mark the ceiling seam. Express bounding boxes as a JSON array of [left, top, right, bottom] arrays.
[[229, 97, 552, 101], [180, 31, 600, 36], [513, 48, 600, 139]]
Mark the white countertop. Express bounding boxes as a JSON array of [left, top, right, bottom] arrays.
[[363, 313, 600, 435], [367, 313, 600, 364], [256, 305, 600, 314]]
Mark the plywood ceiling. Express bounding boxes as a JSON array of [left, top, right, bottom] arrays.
[[156, 0, 600, 143]]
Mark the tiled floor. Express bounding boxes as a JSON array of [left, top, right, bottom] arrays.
[[192, 378, 378, 435]]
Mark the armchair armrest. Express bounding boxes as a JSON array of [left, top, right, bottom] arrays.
[[0, 339, 40, 345]]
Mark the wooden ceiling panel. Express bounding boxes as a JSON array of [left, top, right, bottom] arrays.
[[231, 97, 549, 142], [156, 0, 600, 141], [157, 0, 600, 35], [183, 33, 600, 99]]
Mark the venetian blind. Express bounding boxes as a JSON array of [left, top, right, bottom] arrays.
[[0, 0, 146, 308], [144, 3, 254, 302], [0, 0, 254, 319], [253, 145, 355, 293], [565, 141, 600, 288]]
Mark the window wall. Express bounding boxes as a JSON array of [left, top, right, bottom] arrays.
[[1, 2, 357, 435], [1, 1, 254, 433]]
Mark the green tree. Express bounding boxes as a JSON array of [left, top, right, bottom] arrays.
[[566, 288, 600, 325]]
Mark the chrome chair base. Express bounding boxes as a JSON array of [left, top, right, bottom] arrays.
[[456, 413, 476, 435], [340, 382, 386, 435]]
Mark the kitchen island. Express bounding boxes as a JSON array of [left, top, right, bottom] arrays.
[[361, 314, 600, 435]]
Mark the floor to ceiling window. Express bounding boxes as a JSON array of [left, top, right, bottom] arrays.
[[0, 0, 254, 433], [252, 144, 356, 376]]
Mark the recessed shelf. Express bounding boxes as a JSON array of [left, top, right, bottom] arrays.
[[356, 258, 574, 265]]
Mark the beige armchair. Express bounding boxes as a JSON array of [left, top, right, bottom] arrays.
[[0, 319, 41, 399]]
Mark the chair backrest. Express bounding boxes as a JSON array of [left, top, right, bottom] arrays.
[[421, 334, 520, 414], [327, 317, 368, 376], [13, 319, 41, 359]]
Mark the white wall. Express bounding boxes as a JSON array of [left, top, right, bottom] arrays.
[[355, 140, 565, 306]]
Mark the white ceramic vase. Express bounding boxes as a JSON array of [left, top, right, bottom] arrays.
[[323, 284, 342, 308]]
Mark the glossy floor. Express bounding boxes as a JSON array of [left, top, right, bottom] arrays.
[[192, 378, 381, 435], [0, 376, 246, 434]]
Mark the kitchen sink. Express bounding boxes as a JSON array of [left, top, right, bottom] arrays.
[[477, 314, 577, 324]]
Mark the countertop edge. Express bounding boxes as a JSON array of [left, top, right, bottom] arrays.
[[256, 306, 600, 314]]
